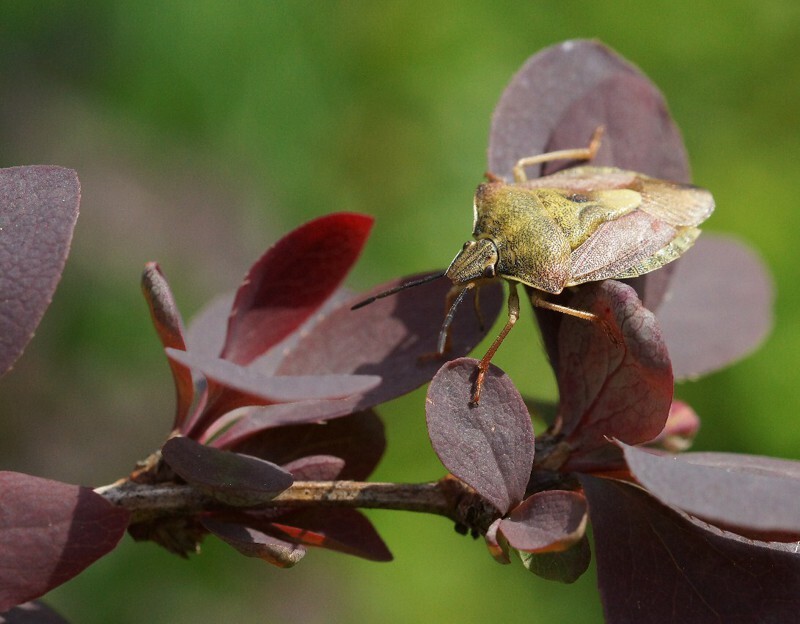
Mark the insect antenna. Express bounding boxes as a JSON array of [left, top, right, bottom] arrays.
[[351, 271, 446, 310], [436, 284, 473, 353]]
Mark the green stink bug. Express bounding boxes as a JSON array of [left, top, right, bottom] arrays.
[[354, 129, 714, 403]]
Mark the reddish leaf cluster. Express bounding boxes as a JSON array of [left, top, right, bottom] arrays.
[[0, 176, 503, 611], [137, 212, 502, 565], [425, 39, 795, 623]]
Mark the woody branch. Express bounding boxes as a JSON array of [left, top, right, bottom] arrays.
[[96, 478, 499, 533]]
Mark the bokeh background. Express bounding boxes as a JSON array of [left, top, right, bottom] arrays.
[[2, 2, 799, 622]]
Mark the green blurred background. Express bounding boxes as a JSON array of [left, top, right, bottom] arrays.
[[1, 2, 799, 622]]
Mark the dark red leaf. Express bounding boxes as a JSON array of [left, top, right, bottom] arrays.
[[553, 281, 673, 471], [161, 437, 293, 506], [0, 167, 80, 377], [519, 535, 591, 584], [141, 263, 194, 429], [581, 475, 800, 624], [426, 358, 534, 514], [489, 40, 689, 183], [202, 519, 305, 568], [281, 455, 345, 481], [498, 490, 587, 553], [270, 508, 392, 562], [225, 410, 385, 481], [0, 472, 129, 611], [276, 274, 503, 409], [0, 601, 69, 624], [653, 234, 773, 379], [220, 213, 373, 365], [166, 347, 380, 403], [622, 443, 800, 541]]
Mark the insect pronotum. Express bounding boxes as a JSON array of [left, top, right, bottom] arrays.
[[353, 128, 715, 403]]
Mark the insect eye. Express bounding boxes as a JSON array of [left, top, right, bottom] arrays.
[[462, 240, 475, 250], [483, 265, 496, 278]]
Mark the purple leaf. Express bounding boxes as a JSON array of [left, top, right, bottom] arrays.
[[208, 397, 363, 447], [269, 508, 392, 562], [225, 410, 385, 481], [623, 263, 678, 313], [166, 347, 380, 403], [281, 455, 345, 481], [489, 40, 689, 183], [0, 167, 80, 377], [485, 518, 511, 564], [622, 443, 800, 541], [276, 274, 503, 409], [426, 358, 534, 514], [0, 472, 129, 611], [187, 287, 355, 376], [161, 437, 293, 506], [581, 475, 800, 624], [644, 400, 700, 452], [498, 490, 587, 553], [653, 234, 773, 379], [185, 292, 233, 362], [519, 535, 592, 584], [202, 519, 306, 568], [553, 281, 673, 470], [0, 601, 69, 624], [220, 213, 373, 365], [141, 263, 194, 429]]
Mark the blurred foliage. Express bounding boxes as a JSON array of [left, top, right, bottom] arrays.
[[1, 2, 798, 623]]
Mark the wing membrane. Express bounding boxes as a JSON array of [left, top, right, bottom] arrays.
[[521, 166, 714, 227], [567, 211, 678, 285]]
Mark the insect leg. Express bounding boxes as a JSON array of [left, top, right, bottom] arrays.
[[512, 126, 604, 183], [436, 284, 472, 354], [530, 291, 619, 344], [417, 284, 473, 366], [473, 282, 520, 404], [529, 291, 598, 322]]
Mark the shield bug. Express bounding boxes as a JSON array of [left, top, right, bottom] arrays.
[[353, 128, 714, 403]]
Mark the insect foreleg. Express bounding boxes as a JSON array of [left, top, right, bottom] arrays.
[[512, 126, 604, 183], [473, 282, 520, 404], [436, 283, 473, 354]]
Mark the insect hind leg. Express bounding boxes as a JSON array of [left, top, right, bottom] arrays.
[[530, 290, 620, 344]]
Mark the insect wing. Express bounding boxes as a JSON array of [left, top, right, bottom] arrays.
[[637, 177, 714, 227], [521, 167, 713, 285], [526, 166, 715, 227], [567, 212, 692, 285]]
